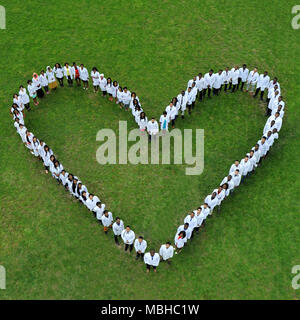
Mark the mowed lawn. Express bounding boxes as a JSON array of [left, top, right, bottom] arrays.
[[0, 0, 299, 300]]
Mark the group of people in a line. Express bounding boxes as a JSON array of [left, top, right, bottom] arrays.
[[10, 62, 285, 272]]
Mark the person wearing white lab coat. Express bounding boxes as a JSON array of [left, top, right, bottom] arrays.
[[213, 186, 226, 211], [190, 82, 198, 109], [213, 70, 223, 96], [79, 64, 89, 90], [174, 230, 186, 254], [112, 217, 124, 245], [76, 182, 88, 200], [91, 67, 100, 92], [196, 73, 205, 101], [63, 63, 74, 86], [221, 67, 231, 92], [232, 169, 242, 188], [177, 90, 188, 118], [266, 112, 282, 132], [80, 190, 90, 207], [229, 160, 241, 175], [176, 223, 192, 241], [186, 87, 193, 114], [32, 72, 45, 99], [193, 207, 205, 232], [39, 70, 49, 94], [240, 155, 252, 181], [17, 123, 27, 144], [257, 137, 268, 158], [59, 169, 68, 187], [51, 160, 63, 181], [200, 203, 211, 223], [98, 73, 107, 95], [220, 175, 234, 196], [86, 194, 100, 211], [147, 118, 159, 141], [19, 86, 31, 111], [159, 242, 174, 264], [203, 69, 215, 98], [187, 76, 196, 89], [144, 250, 160, 272], [46, 66, 58, 91], [159, 111, 169, 132], [27, 80, 39, 106], [246, 68, 259, 93], [266, 78, 280, 104], [271, 105, 284, 119], [13, 118, 24, 133], [101, 210, 113, 233], [252, 144, 262, 165], [165, 102, 177, 128], [263, 119, 276, 136], [42, 145, 53, 173], [238, 64, 249, 91], [267, 90, 280, 116], [254, 71, 270, 101], [92, 200, 105, 220], [183, 212, 197, 236], [230, 66, 240, 92], [53, 63, 64, 87], [122, 87, 131, 110], [121, 226, 135, 252], [134, 236, 147, 260], [204, 192, 218, 214]]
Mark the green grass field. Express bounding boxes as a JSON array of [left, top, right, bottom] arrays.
[[0, 0, 299, 300]]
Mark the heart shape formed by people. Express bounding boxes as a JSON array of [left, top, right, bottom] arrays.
[[11, 63, 284, 268]]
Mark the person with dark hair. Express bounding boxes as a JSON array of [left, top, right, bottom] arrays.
[[112, 217, 124, 246], [194, 207, 205, 232], [106, 77, 113, 100], [27, 79, 39, 106], [230, 65, 239, 93], [121, 225, 135, 252], [91, 67, 100, 92], [246, 67, 259, 94], [72, 62, 81, 86], [79, 64, 89, 90], [184, 212, 197, 238], [144, 249, 160, 273], [63, 63, 74, 86], [42, 145, 53, 174], [112, 80, 119, 103], [159, 110, 169, 132], [39, 70, 49, 94], [94, 201, 105, 222], [221, 67, 231, 93], [101, 210, 113, 234], [213, 70, 223, 96], [159, 242, 174, 264], [134, 236, 147, 260], [203, 69, 215, 98], [53, 63, 64, 87], [177, 90, 187, 119], [86, 193, 100, 212], [196, 73, 205, 100], [254, 71, 270, 101], [174, 230, 186, 254], [238, 64, 249, 91], [19, 85, 31, 110]]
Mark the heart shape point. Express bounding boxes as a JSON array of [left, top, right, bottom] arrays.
[[12, 64, 284, 267]]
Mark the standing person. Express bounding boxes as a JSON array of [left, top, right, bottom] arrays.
[[79, 64, 89, 90], [196, 73, 205, 101], [46, 66, 58, 91], [91, 67, 100, 92], [213, 186, 226, 212], [266, 77, 280, 104], [86, 193, 101, 212], [203, 69, 215, 98], [117, 86, 123, 108], [246, 67, 259, 94], [165, 102, 176, 128], [238, 64, 249, 91], [99, 73, 107, 96], [122, 87, 131, 111], [240, 155, 252, 181], [134, 236, 147, 260], [190, 82, 197, 109], [32, 73, 45, 98], [112, 217, 124, 246], [159, 242, 174, 264], [72, 62, 81, 86], [232, 169, 242, 188], [174, 230, 186, 254], [183, 212, 197, 238], [177, 90, 187, 119], [93, 201, 106, 221], [106, 77, 113, 101], [101, 210, 113, 234], [213, 70, 223, 96], [254, 71, 270, 101], [230, 66, 239, 93], [144, 250, 160, 273], [204, 192, 218, 215], [63, 63, 74, 86], [19, 85, 31, 111], [147, 118, 159, 141], [31, 136, 40, 157], [27, 80, 39, 106], [176, 223, 192, 242], [159, 111, 169, 132], [42, 145, 53, 174], [221, 67, 231, 93], [229, 160, 241, 175], [53, 63, 64, 87], [121, 226, 135, 252], [194, 207, 205, 232], [39, 70, 49, 94], [138, 112, 148, 132], [112, 80, 119, 103]]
